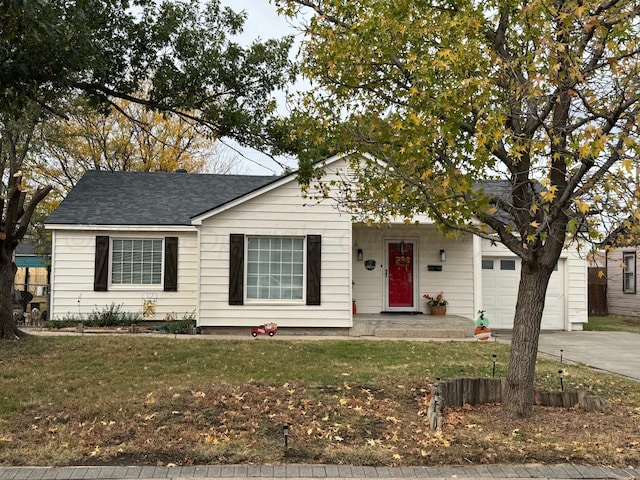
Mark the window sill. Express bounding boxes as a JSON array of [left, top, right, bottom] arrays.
[[109, 284, 164, 291], [245, 300, 305, 306]]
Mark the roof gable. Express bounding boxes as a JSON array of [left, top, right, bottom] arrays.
[[45, 170, 280, 226]]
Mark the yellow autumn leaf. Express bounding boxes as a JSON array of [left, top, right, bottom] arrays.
[[574, 199, 590, 214], [530, 221, 540, 228], [540, 185, 558, 203]]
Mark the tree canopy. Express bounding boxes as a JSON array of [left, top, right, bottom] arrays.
[[33, 98, 237, 197], [2, 0, 296, 151], [277, 0, 640, 416], [0, 0, 298, 339]]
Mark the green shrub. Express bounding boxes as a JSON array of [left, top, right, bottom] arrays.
[[44, 318, 78, 329], [47, 304, 140, 328], [168, 313, 196, 334], [85, 303, 141, 327]]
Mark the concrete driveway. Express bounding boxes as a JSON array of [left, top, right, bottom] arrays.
[[499, 331, 640, 381]]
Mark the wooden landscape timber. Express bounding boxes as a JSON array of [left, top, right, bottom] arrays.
[[427, 378, 606, 430]]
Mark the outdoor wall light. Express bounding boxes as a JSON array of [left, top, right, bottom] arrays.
[[440, 249, 446, 262], [357, 248, 363, 261]]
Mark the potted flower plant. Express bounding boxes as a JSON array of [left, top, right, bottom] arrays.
[[423, 292, 448, 316]]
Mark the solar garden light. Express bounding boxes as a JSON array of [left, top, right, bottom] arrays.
[[560, 349, 564, 363], [492, 354, 497, 378], [558, 370, 564, 391], [282, 424, 290, 450]]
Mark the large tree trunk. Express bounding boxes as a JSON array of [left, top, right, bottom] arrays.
[[0, 108, 54, 340], [503, 261, 555, 418], [0, 251, 19, 340]]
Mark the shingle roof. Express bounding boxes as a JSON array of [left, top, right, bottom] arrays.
[[44, 170, 281, 226]]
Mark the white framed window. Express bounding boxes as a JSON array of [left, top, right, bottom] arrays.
[[623, 252, 636, 294], [481, 259, 494, 269], [111, 239, 163, 285], [246, 236, 304, 300], [500, 259, 516, 270]]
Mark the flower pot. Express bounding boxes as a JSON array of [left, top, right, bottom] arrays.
[[429, 306, 447, 316]]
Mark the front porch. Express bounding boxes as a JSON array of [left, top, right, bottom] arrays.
[[350, 313, 475, 339]]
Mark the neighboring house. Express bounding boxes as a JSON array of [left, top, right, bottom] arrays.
[[44, 155, 588, 332], [604, 227, 640, 317], [14, 242, 50, 313]]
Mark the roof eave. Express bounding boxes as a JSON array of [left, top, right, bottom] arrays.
[[45, 224, 198, 232]]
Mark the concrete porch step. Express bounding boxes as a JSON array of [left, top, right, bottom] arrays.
[[351, 314, 475, 338], [374, 326, 473, 338]]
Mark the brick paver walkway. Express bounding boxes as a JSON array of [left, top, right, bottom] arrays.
[[0, 463, 639, 480]]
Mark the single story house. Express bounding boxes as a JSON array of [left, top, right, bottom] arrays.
[[603, 225, 640, 317], [44, 155, 588, 332]]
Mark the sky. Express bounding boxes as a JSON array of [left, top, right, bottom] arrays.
[[226, 1, 291, 43], [220, 1, 305, 175]]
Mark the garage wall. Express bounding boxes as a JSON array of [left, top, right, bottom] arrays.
[[480, 241, 588, 330]]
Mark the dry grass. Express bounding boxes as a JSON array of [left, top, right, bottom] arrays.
[[0, 335, 639, 467]]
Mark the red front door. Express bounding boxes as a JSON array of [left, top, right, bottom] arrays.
[[387, 241, 414, 308]]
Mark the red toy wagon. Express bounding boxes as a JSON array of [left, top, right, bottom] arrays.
[[251, 322, 277, 337]]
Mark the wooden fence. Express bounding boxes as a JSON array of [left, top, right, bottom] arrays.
[[588, 267, 607, 315]]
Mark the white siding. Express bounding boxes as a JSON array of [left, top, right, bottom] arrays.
[[197, 167, 353, 328], [352, 224, 477, 320], [49, 230, 198, 320], [566, 248, 588, 330]]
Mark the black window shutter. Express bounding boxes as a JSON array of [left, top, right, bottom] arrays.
[[94, 236, 109, 291], [306, 234, 321, 305], [229, 234, 244, 305], [164, 237, 178, 292]]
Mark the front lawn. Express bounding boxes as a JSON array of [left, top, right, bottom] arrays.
[[0, 336, 638, 467]]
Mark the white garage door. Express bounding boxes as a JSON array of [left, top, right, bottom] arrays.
[[481, 257, 565, 330]]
